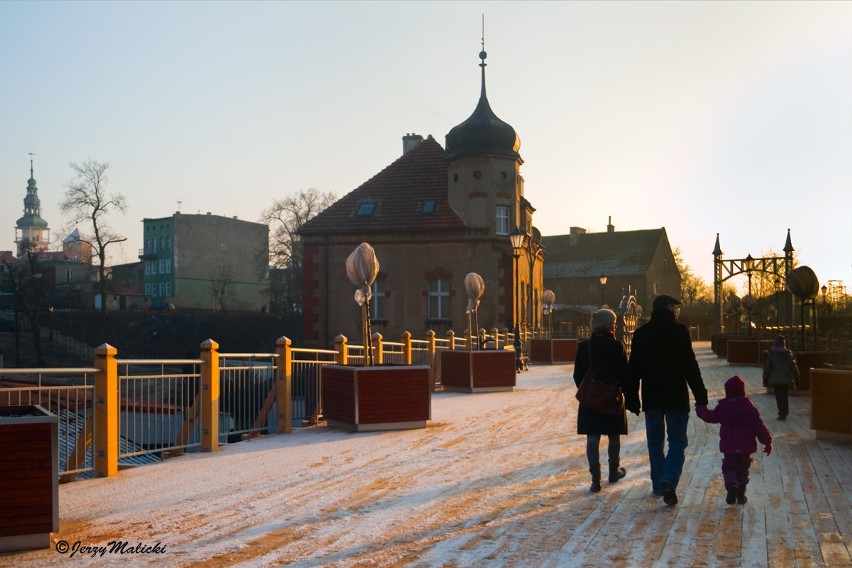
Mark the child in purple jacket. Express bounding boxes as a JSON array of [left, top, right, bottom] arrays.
[[696, 375, 772, 505]]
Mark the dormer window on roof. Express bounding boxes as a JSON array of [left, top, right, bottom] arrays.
[[356, 202, 376, 216], [421, 200, 436, 214]]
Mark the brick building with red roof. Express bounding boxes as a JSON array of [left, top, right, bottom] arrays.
[[299, 49, 541, 346]]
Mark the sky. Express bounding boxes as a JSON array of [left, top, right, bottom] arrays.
[[1, 1, 850, 292]]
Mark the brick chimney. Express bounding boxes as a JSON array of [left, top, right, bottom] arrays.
[[569, 226, 586, 247], [402, 133, 424, 155], [607, 216, 615, 233]]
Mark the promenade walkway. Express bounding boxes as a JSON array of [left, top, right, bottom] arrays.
[[9, 342, 851, 567]]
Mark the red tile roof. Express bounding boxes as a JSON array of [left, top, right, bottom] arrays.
[[299, 136, 466, 236]]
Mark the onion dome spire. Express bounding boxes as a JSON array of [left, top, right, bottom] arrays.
[[445, 38, 521, 162]]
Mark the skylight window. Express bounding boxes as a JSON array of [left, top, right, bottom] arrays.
[[357, 202, 376, 216], [421, 200, 436, 214]]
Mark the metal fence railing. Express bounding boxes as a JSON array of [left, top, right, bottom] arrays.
[[0, 368, 97, 479], [117, 359, 204, 460], [219, 354, 278, 440], [1, 329, 527, 482], [291, 347, 338, 425]]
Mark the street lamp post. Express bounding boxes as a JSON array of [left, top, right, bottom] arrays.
[[509, 228, 525, 331], [527, 238, 542, 334], [745, 254, 755, 337], [599, 275, 607, 306], [774, 277, 781, 327]]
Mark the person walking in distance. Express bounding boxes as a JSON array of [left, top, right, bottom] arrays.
[[573, 309, 629, 493], [625, 295, 708, 506], [763, 334, 799, 420]]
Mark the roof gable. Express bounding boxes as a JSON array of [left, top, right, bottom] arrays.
[[542, 228, 670, 278], [300, 136, 464, 235]]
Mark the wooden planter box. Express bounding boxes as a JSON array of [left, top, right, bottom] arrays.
[[810, 368, 852, 442], [795, 351, 836, 391], [0, 405, 58, 553], [726, 340, 773, 366], [440, 350, 516, 392], [321, 365, 431, 432], [530, 339, 578, 363], [711, 334, 734, 357]]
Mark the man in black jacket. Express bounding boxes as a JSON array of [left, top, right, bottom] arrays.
[[626, 294, 708, 506]]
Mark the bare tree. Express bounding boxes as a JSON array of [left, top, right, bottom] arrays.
[[261, 189, 336, 315], [209, 263, 236, 313], [60, 160, 127, 313]]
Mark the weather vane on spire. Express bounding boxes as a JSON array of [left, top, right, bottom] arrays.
[[480, 14, 487, 65]]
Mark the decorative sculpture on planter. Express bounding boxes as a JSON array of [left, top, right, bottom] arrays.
[[464, 272, 485, 350], [542, 289, 556, 336], [345, 242, 380, 366]]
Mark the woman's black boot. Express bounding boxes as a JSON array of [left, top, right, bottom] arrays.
[[608, 461, 626, 483], [590, 464, 602, 493]]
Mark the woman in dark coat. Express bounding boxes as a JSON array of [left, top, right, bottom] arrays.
[[573, 308, 629, 492]]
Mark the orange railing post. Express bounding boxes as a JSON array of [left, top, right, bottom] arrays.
[[200, 339, 220, 452], [335, 335, 348, 365], [373, 332, 384, 365], [275, 337, 292, 434], [402, 331, 413, 365], [94, 343, 118, 478]]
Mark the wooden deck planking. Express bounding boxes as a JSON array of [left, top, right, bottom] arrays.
[[10, 342, 852, 568]]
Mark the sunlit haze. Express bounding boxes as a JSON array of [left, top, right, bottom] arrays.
[[2, 1, 850, 293]]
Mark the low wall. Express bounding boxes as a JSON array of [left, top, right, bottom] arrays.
[[795, 351, 837, 391], [727, 340, 773, 366], [810, 368, 851, 442]]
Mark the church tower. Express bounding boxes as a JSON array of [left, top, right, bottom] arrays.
[[444, 44, 525, 236], [444, 40, 541, 331], [15, 159, 50, 256]]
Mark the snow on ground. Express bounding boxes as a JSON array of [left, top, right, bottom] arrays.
[[7, 343, 852, 567]]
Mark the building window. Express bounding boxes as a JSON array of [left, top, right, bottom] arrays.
[[496, 206, 510, 235], [356, 202, 376, 216], [159, 260, 165, 274], [159, 283, 165, 297], [421, 200, 436, 214], [165, 282, 172, 296], [427, 278, 450, 320], [166, 236, 171, 249], [371, 280, 386, 320], [165, 259, 171, 274]]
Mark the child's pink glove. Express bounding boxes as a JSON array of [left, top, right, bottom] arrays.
[[763, 444, 772, 456]]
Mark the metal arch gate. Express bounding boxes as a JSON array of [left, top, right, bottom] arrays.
[[617, 292, 640, 357], [712, 230, 795, 334]]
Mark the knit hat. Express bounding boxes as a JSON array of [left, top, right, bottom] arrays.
[[590, 308, 617, 331], [725, 375, 746, 397], [774, 335, 786, 348]]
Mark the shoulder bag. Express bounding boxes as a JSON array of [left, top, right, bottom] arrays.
[[575, 342, 625, 416]]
